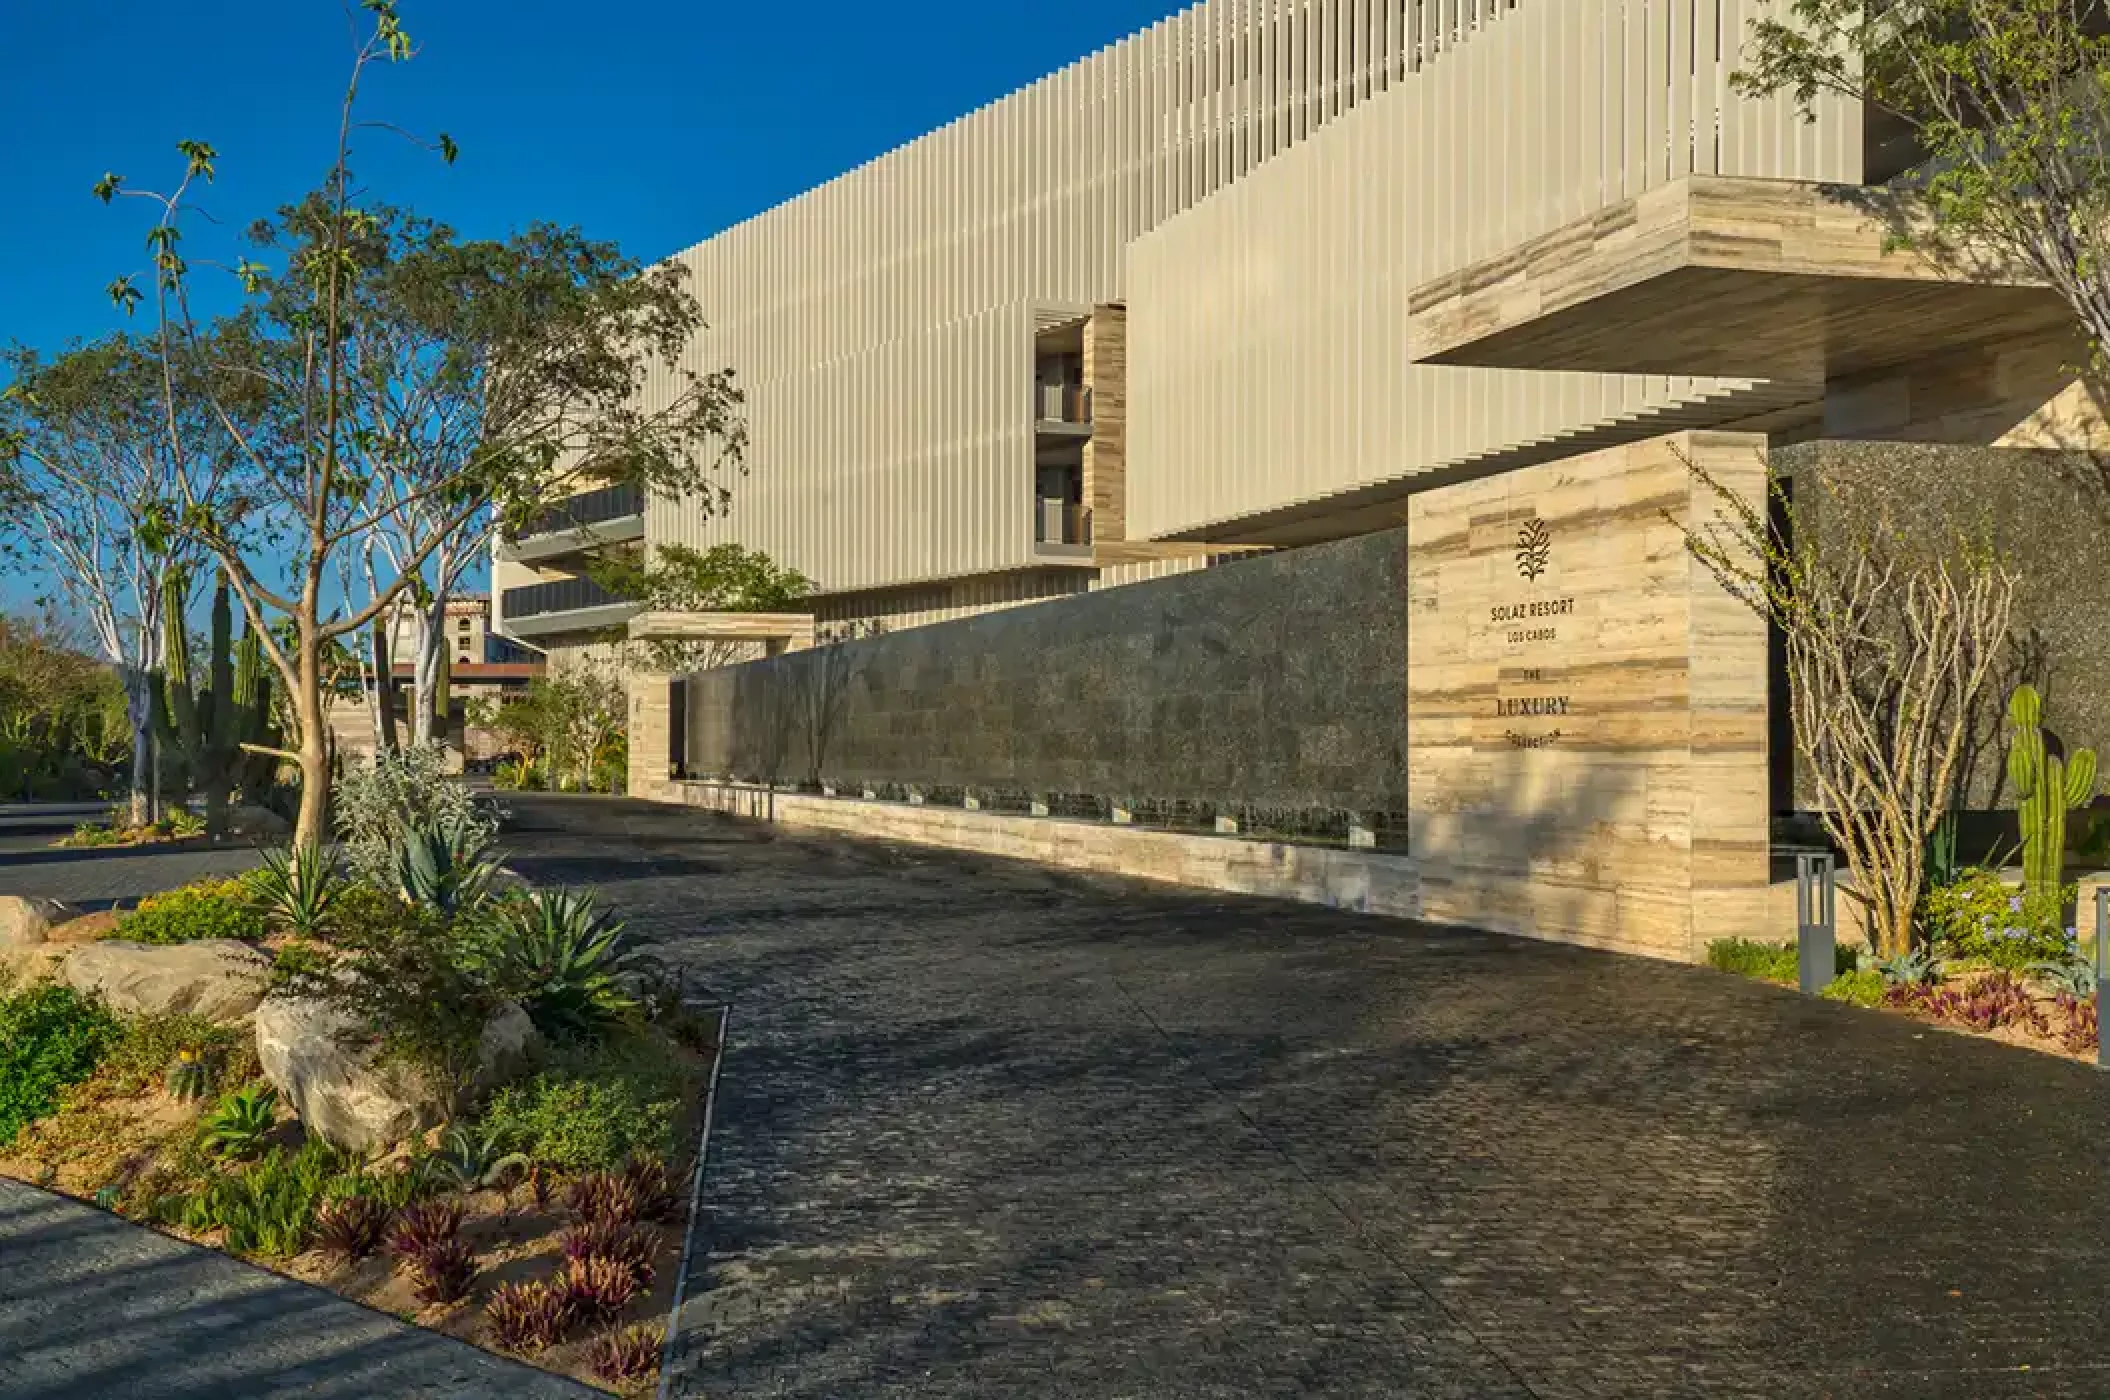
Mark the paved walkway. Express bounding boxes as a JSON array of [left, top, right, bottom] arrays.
[[0, 1178, 596, 1399], [497, 796, 2110, 1400], [0, 804, 262, 910]]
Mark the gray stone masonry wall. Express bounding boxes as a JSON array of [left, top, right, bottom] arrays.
[[1775, 440, 2110, 826], [684, 531, 1410, 817]]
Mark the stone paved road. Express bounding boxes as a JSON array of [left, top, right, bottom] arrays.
[[530, 798, 2110, 1397], [0, 1179, 598, 1400], [0, 804, 262, 909]]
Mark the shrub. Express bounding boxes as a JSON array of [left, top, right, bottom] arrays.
[[387, 1198, 467, 1260], [1922, 868, 2074, 968], [405, 1235, 478, 1305], [1705, 939, 1799, 983], [170, 1138, 344, 1257], [315, 1195, 391, 1263], [0, 982, 121, 1146], [334, 745, 497, 888], [1820, 969, 1887, 1008], [480, 1035, 690, 1173], [318, 880, 398, 941], [619, 1156, 681, 1223], [2055, 994, 2099, 1054], [94, 1011, 246, 1101], [565, 1172, 645, 1228], [1922, 970, 2047, 1034], [561, 1255, 640, 1320], [278, 902, 505, 1105], [586, 1324, 663, 1385], [559, 1218, 658, 1284], [60, 821, 130, 848], [487, 1279, 575, 1353], [117, 879, 269, 945]]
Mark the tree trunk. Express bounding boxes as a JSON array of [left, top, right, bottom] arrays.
[[123, 668, 154, 828], [410, 596, 442, 748], [369, 624, 398, 755], [294, 634, 330, 851]]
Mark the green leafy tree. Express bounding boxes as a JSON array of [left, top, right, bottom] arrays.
[[0, 337, 231, 822], [1738, 0, 2110, 372], [591, 542, 814, 672], [94, 2, 748, 848]]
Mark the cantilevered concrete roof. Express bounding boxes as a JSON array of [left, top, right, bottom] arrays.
[[1407, 175, 2072, 383]]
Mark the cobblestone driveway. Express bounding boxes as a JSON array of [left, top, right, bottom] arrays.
[[502, 796, 2110, 1400]]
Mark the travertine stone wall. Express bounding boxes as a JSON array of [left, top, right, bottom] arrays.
[[627, 672, 675, 801], [1083, 305, 1128, 543], [1405, 431, 1772, 960]]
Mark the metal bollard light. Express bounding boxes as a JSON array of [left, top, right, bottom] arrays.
[[2096, 886, 2109, 1071], [1797, 851, 1837, 996]]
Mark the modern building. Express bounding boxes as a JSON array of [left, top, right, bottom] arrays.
[[504, 0, 2108, 961]]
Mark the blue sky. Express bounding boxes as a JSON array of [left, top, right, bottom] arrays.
[[3, 0, 1176, 349], [0, 0, 1180, 611]]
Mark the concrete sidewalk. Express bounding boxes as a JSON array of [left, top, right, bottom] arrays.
[[0, 1179, 597, 1400]]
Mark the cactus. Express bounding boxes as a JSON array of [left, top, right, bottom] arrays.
[[165, 1048, 210, 1103], [2007, 684, 2098, 896], [152, 569, 283, 837]]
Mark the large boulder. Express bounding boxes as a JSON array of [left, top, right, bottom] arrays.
[[0, 896, 74, 948], [254, 996, 541, 1154], [59, 939, 271, 1021]]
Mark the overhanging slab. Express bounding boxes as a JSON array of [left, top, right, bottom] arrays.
[[1408, 175, 2071, 382]]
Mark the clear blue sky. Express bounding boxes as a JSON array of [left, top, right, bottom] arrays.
[[0, 0, 1180, 612], [2, 0, 1178, 353]]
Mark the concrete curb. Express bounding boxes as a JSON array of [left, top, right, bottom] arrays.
[[656, 999, 733, 1400]]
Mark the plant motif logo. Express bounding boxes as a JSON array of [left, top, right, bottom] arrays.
[[1514, 516, 1551, 582]]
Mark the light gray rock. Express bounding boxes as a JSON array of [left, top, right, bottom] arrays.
[[254, 996, 541, 1154], [0, 896, 74, 948], [59, 939, 270, 1021]]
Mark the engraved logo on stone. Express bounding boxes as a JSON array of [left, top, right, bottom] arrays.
[[1514, 516, 1551, 582]]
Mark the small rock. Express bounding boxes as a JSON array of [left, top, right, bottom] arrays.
[[59, 940, 272, 1021], [254, 996, 541, 1154], [0, 896, 74, 948]]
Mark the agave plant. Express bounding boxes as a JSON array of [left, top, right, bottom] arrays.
[[430, 1122, 532, 1193], [1876, 945, 1942, 988], [2030, 955, 2098, 1001], [202, 1084, 279, 1160], [394, 815, 504, 916], [483, 888, 640, 1037], [249, 842, 344, 937]]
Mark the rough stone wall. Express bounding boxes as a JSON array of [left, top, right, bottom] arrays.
[[1774, 441, 2110, 816], [684, 531, 1410, 816]]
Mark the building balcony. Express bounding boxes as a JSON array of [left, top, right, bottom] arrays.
[[1034, 382, 1093, 438], [498, 576, 642, 638], [497, 482, 646, 564], [1034, 499, 1093, 559]]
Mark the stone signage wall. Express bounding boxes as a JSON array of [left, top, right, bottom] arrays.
[[1405, 431, 1772, 960]]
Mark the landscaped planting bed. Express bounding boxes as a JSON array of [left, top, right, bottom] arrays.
[[1708, 866, 2101, 1063], [0, 750, 720, 1395]]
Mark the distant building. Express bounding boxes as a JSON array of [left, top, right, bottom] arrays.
[[333, 592, 545, 763]]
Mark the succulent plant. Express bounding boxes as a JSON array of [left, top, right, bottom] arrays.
[[315, 1196, 391, 1263], [561, 1255, 641, 1320], [1875, 945, 1942, 989], [202, 1084, 279, 1159], [406, 1235, 478, 1305], [2009, 684, 2098, 898], [430, 1123, 531, 1193], [559, 1218, 658, 1285], [566, 1170, 644, 1227], [585, 1324, 664, 1385], [166, 1048, 212, 1103], [386, 1198, 466, 1260], [2030, 955, 2097, 1001], [486, 1279, 576, 1353], [249, 842, 344, 938]]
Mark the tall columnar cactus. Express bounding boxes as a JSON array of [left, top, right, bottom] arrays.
[[2007, 684, 2098, 896], [153, 570, 283, 836]]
